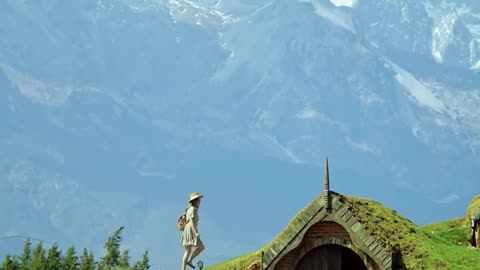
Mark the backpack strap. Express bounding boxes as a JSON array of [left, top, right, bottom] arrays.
[[184, 204, 193, 221]]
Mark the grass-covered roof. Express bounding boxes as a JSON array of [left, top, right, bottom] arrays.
[[206, 193, 480, 270], [467, 195, 480, 219]]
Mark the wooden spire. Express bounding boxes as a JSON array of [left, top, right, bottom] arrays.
[[324, 157, 330, 192], [324, 157, 331, 211]]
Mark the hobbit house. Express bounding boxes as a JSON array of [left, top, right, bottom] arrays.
[[206, 161, 480, 270], [260, 159, 392, 270], [468, 195, 480, 248]]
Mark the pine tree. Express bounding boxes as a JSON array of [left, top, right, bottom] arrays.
[[99, 226, 124, 269], [29, 242, 46, 270], [62, 246, 79, 270], [78, 249, 95, 270], [45, 243, 62, 270], [134, 250, 149, 270], [19, 238, 32, 270], [118, 250, 130, 268], [1, 254, 20, 270]]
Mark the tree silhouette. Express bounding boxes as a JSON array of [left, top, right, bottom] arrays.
[[1, 254, 20, 270], [45, 243, 62, 270], [63, 246, 79, 270], [118, 250, 130, 268], [19, 238, 31, 270], [133, 250, 150, 270], [28, 242, 46, 270], [79, 249, 95, 270], [0, 226, 151, 270], [99, 226, 124, 269]]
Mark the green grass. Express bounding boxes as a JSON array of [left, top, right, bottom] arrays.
[[423, 218, 470, 246], [206, 193, 480, 270], [422, 194, 480, 248], [205, 249, 263, 270]]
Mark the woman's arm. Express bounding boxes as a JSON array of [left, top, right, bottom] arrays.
[[192, 208, 200, 237]]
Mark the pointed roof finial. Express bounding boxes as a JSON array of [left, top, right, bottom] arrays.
[[324, 157, 330, 192], [324, 157, 331, 211]]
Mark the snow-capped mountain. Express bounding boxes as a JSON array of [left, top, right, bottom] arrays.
[[1, 0, 480, 269]]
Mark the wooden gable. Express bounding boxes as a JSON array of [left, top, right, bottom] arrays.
[[260, 193, 393, 270]]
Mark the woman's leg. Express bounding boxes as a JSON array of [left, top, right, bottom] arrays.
[[182, 246, 193, 270], [189, 239, 205, 263]]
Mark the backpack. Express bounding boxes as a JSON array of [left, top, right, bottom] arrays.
[[177, 205, 191, 231], [177, 214, 187, 231]]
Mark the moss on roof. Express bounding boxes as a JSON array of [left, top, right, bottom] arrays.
[[341, 195, 480, 269], [206, 193, 480, 270]]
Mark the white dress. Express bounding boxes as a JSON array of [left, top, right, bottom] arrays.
[[181, 205, 202, 247]]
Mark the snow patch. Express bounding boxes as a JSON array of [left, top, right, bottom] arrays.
[[211, 5, 281, 81], [167, 0, 235, 27], [125, 0, 165, 13], [0, 64, 96, 106], [329, 0, 357, 8], [387, 61, 446, 113], [388, 57, 480, 150], [299, 0, 355, 32], [472, 60, 480, 70], [426, 1, 480, 66], [296, 107, 320, 119], [431, 8, 459, 63]]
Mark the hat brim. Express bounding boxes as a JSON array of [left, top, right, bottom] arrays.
[[190, 194, 204, 201]]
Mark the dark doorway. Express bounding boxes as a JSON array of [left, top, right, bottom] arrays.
[[471, 219, 478, 247], [296, 244, 367, 270]]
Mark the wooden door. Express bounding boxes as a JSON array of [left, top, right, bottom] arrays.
[[295, 244, 366, 270]]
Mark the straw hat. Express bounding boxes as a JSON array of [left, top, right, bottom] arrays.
[[189, 192, 204, 202]]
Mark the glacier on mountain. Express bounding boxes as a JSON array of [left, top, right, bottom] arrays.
[[299, 0, 355, 32], [426, 0, 480, 68], [167, 0, 235, 26], [0, 64, 96, 106], [388, 60, 446, 113], [330, 0, 357, 8], [432, 7, 460, 63]]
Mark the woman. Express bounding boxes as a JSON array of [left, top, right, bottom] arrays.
[[181, 192, 205, 270]]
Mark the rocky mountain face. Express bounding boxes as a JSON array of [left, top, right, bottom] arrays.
[[1, 0, 479, 268]]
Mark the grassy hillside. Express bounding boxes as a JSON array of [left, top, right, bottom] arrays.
[[423, 194, 480, 248], [423, 218, 470, 246], [205, 194, 480, 270]]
